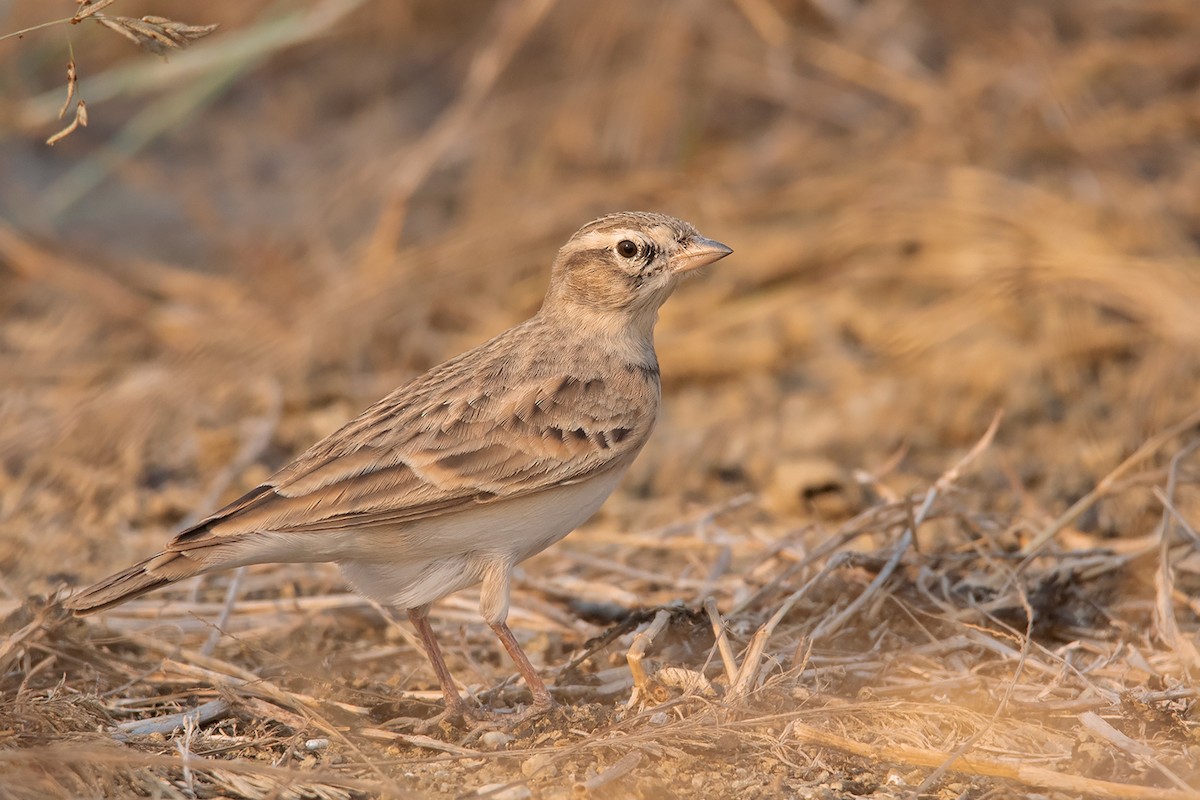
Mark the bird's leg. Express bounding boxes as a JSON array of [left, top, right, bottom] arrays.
[[488, 620, 556, 711], [406, 606, 477, 722], [479, 561, 556, 714]]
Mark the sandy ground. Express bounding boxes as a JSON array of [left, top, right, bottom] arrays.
[[3, 1, 1200, 797]]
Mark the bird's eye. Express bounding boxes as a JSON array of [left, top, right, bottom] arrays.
[[616, 239, 638, 259]]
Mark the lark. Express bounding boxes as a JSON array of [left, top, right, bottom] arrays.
[[64, 211, 732, 720]]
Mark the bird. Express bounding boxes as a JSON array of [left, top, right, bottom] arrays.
[[63, 211, 732, 722]]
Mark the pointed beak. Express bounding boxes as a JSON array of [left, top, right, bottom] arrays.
[[670, 235, 733, 274]]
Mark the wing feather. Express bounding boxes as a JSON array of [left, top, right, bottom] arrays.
[[168, 332, 658, 550]]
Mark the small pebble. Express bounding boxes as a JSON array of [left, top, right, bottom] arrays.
[[479, 730, 513, 750], [521, 753, 558, 778], [472, 784, 530, 800]]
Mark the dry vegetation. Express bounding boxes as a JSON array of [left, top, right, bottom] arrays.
[[3, 0, 1200, 797]]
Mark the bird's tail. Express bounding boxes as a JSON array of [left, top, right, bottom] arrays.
[[62, 551, 203, 615]]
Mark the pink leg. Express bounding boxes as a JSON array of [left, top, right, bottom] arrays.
[[407, 607, 472, 717], [489, 620, 555, 710]]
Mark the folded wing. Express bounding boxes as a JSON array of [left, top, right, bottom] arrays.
[[169, 366, 656, 552]]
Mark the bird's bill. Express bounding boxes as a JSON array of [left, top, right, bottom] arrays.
[[670, 235, 734, 274]]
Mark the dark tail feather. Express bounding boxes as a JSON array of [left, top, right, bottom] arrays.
[[63, 552, 201, 615]]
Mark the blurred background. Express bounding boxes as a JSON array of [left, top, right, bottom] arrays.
[[4, 0, 1200, 794]]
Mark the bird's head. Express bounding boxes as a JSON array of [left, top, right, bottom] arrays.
[[542, 212, 732, 325]]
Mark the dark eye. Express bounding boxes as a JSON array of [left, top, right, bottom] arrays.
[[616, 239, 638, 258]]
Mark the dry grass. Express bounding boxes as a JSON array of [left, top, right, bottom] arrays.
[[3, 0, 1200, 797]]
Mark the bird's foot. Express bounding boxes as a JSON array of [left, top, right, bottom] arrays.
[[386, 694, 559, 738], [458, 697, 559, 740], [504, 697, 557, 728], [408, 700, 489, 735]]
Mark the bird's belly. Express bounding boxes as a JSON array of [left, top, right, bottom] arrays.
[[335, 467, 627, 609]]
